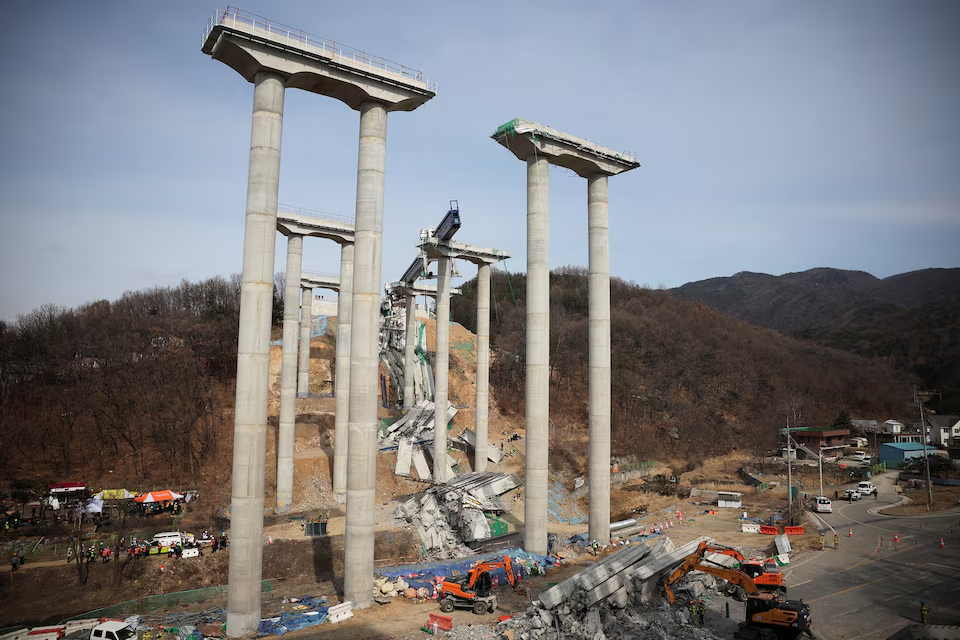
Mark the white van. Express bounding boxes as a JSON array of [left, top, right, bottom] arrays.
[[152, 531, 183, 551], [89, 623, 134, 640], [812, 496, 833, 513]]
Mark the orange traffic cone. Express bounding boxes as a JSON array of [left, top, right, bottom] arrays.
[[940, 538, 945, 548], [848, 528, 853, 537], [894, 533, 899, 543], [159, 563, 165, 573]]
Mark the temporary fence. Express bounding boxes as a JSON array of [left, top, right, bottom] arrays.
[[60, 581, 273, 623]]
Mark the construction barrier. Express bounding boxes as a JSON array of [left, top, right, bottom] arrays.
[[428, 615, 453, 632], [759, 526, 779, 535], [740, 523, 761, 534], [784, 526, 805, 535]]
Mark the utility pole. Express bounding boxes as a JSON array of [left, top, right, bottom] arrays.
[[818, 446, 824, 499], [913, 385, 934, 511], [786, 418, 793, 526]]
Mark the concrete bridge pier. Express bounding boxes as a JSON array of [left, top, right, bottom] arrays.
[[277, 233, 304, 513], [433, 256, 452, 482], [226, 70, 285, 637], [332, 241, 354, 501], [402, 292, 417, 410], [298, 287, 312, 396], [474, 263, 491, 473], [587, 175, 611, 545], [491, 119, 639, 555], [344, 102, 389, 608]]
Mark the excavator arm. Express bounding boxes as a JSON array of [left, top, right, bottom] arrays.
[[663, 561, 762, 604]]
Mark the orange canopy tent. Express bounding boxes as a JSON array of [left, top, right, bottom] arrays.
[[135, 490, 184, 503]]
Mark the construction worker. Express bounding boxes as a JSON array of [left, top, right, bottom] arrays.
[[819, 534, 825, 551], [697, 599, 706, 626], [834, 533, 839, 549], [689, 600, 698, 625], [920, 600, 928, 624]]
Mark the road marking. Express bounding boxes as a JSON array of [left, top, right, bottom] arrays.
[[807, 574, 889, 603], [791, 579, 812, 588], [828, 607, 862, 620], [881, 576, 950, 602]]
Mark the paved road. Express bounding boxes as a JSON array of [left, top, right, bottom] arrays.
[[784, 472, 960, 639]]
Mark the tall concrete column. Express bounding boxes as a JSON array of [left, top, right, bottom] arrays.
[[227, 71, 284, 638], [433, 256, 452, 482], [402, 292, 417, 410], [587, 175, 611, 545], [344, 102, 387, 609], [474, 264, 491, 472], [277, 234, 304, 513], [332, 242, 355, 500], [298, 287, 312, 396], [525, 155, 550, 556]]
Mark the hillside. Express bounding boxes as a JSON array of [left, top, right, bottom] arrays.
[[673, 267, 960, 412], [672, 267, 960, 332], [451, 267, 913, 474]]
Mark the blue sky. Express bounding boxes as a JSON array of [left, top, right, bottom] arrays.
[[1, 1, 958, 320]]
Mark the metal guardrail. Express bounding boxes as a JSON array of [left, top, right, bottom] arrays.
[[203, 7, 437, 93], [278, 204, 355, 226], [301, 270, 340, 280]]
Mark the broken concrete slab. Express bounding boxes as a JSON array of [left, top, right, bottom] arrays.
[[395, 438, 413, 477], [461, 427, 505, 464]]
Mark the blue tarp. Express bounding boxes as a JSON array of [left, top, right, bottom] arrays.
[[257, 597, 328, 636], [375, 548, 554, 595]]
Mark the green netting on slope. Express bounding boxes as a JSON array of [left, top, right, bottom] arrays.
[[60, 581, 272, 622]]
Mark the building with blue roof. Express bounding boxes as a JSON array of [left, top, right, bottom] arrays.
[[879, 442, 928, 468]]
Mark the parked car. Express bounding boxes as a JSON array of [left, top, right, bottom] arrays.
[[857, 481, 877, 495], [89, 622, 135, 640], [850, 451, 873, 464], [812, 496, 833, 513], [844, 489, 861, 501]]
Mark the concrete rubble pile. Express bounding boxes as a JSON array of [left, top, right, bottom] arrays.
[[393, 472, 521, 556], [492, 536, 728, 640], [382, 399, 458, 480]]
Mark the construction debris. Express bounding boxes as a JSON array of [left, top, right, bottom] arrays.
[[492, 537, 731, 639], [393, 472, 521, 555], [496, 600, 724, 640]]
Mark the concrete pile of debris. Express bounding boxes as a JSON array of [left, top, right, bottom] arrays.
[[495, 600, 724, 640], [382, 399, 458, 480], [491, 536, 732, 640], [393, 472, 521, 556]]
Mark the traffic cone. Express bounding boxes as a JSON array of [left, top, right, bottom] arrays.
[[848, 528, 853, 538], [894, 533, 899, 543], [268, 535, 274, 545], [940, 538, 945, 548], [159, 563, 165, 573]]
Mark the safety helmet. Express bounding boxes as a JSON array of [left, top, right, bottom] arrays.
[[921, 599, 926, 604]]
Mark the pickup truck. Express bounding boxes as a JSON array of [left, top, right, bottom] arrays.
[[857, 481, 877, 496]]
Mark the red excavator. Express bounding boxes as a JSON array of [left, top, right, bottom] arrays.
[[437, 556, 515, 615], [662, 559, 814, 640]]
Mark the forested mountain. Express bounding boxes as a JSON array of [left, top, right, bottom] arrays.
[[451, 267, 913, 472], [673, 267, 960, 412], [0, 277, 243, 484], [673, 267, 960, 332]]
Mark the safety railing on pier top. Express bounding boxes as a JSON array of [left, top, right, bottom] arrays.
[[204, 7, 438, 93], [278, 204, 355, 227], [301, 269, 341, 280]]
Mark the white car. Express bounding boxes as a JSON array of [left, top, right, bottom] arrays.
[[844, 489, 861, 501], [857, 481, 877, 495], [812, 496, 833, 513]]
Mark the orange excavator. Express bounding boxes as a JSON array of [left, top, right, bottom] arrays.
[[438, 555, 515, 615], [662, 560, 814, 640], [679, 540, 787, 597]]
